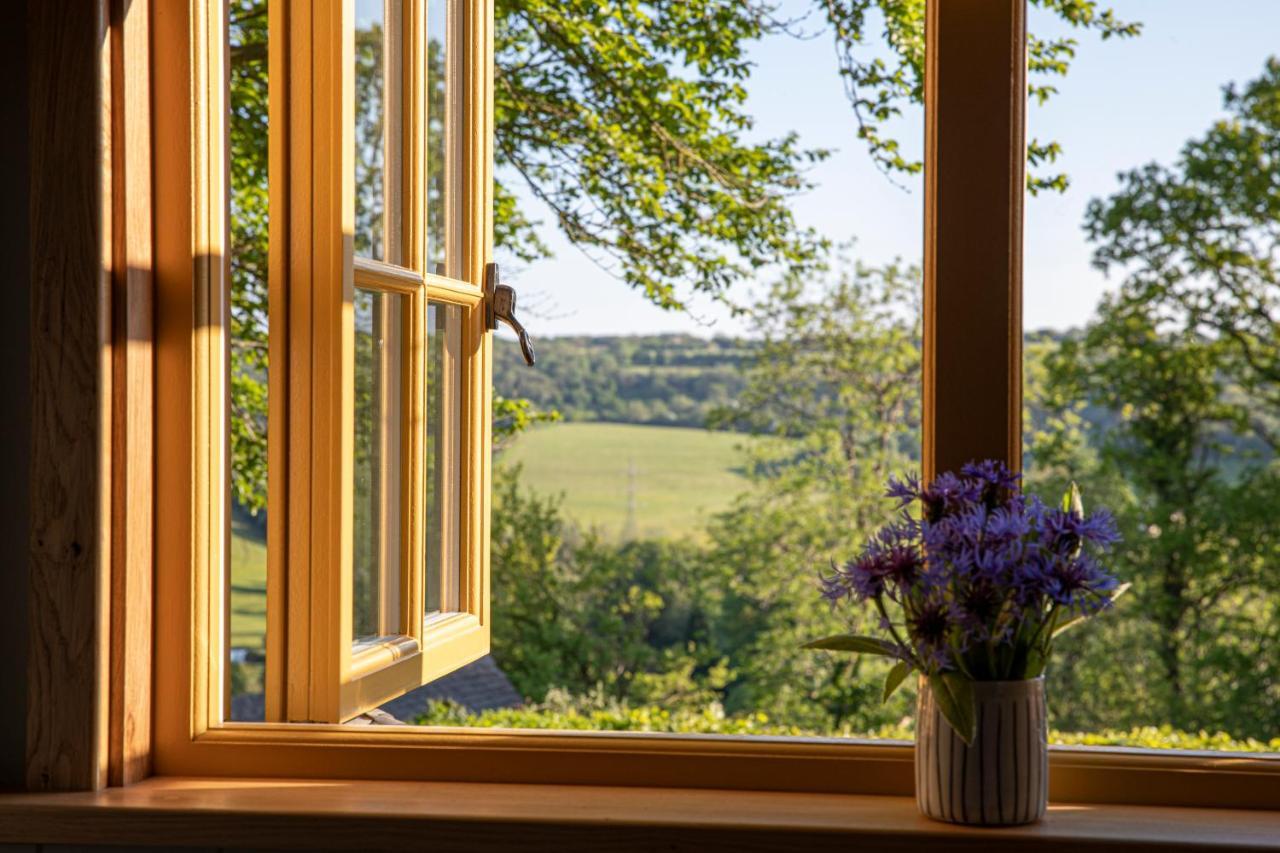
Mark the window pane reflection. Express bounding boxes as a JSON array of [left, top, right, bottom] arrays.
[[426, 302, 463, 615], [353, 288, 407, 645]]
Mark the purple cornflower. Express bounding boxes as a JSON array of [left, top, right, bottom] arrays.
[[918, 472, 982, 523], [885, 473, 922, 509], [1042, 553, 1120, 614], [907, 595, 954, 667], [953, 579, 1006, 641], [1042, 506, 1121, 555], [814, 461, 1123, 680], [962, 459, 1022, 509], [986, 504, 1031, 542]]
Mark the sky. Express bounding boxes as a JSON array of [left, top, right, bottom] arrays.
[[495, 1, 1280, 339]]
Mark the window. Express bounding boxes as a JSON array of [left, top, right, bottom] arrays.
[[1023, 2, 1280, 748], [218, 0, 491, 724], [148, 0, 1279, 810]]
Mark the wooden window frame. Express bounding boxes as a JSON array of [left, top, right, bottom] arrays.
[[136, 0, 1280, 810], [255, 0, 489, 726]]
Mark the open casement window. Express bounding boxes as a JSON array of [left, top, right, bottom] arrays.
[[143, 0, 1280, 810], [262, 0, 491, 724]]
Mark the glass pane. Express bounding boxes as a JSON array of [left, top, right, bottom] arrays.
[[354, 0, 402, 262], [353, 288, 408, 645], [426, 303, 463, 615], [1024, 3, 1280, 752], [227, 0, 270, 723], [426, 0, 457, 276]]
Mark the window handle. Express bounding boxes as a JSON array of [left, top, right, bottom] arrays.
[[485, 263, 536, 366]]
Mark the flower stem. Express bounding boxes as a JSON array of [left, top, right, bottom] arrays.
[[874, 595, 917, 669]]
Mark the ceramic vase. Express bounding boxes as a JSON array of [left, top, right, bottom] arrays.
[[915, 676, 1047, 826]]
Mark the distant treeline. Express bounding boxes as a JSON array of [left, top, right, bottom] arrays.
[[495, 330, 1271, 468], [495, 330, 1077, 431], [495, 333, 752, 428]]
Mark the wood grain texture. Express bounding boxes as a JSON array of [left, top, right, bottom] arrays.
[[922, 0, 1026, 480], [25, 0, 110, 792], [150, 0, 198, 782], [0, 779, 1277, 852], [106, 0, 153, 789]]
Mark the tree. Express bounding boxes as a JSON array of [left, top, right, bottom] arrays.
[[1051, 59, 1280, 737], [488, 466, 722, 705], [1084, 57, 1280, 451], [227, 0, 1140, 513], [1033, 282, 1280, 739], [496, 0, 1140, 309], [228, 0, 270, 516], [704, 257, 922, 730]]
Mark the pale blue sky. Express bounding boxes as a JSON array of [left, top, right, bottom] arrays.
[[496, 1, 1280, 338]]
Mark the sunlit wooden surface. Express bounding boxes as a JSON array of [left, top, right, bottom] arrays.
[[1, 778, 1277, 851]]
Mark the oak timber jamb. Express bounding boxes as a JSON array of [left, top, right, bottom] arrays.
[[25, 0, 112, 793]]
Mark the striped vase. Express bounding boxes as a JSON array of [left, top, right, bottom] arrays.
[[915, 676, 1047, 826]]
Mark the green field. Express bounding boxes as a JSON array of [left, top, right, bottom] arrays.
[[230, 516, 268, 653], [227, 422, 752, 655], [500, 422, 752, 541]]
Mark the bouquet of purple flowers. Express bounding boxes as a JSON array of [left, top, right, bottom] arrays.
[[807, 460, 1127, 742]]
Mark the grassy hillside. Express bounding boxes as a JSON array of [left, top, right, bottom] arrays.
[[230, 516, 267, 653], [499, 422, 752, 541]]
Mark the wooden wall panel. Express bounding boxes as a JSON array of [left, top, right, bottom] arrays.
[[922, 0, 1027, 479], [25, 0, 112, 791]]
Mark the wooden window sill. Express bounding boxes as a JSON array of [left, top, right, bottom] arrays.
[[2, 778, 1278, 851]]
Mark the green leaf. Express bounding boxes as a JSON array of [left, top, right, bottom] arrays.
[[928, 673, 976, 745], [803, 635, 900, 657], [883, 661, 912, 703]]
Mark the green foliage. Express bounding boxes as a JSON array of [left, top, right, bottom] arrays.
[[493, 395, 562, 452], [498, 329, 1147, 443], [413, 697, 1280, 753], [493, 0, 1142, 308], [1029, 61, 1280, 737], [490, 466, 726, 705], [486, 257, 930, 736], [803, 635, 901, 656], [815, 0, 1139, 194], [882, 661, 911, 703], [927, 674, 976, 745], [416, 691, 830, 736], [225, 0, 1147, 510], [219, 0, 1280, 750], [1084, 57, 1280, 452], [1033, 310, 1280, 738], [698, 258, 921, 732], [495, 334, 750, 428], [495, 0, 828, 310], [228, 0, 270, 515]]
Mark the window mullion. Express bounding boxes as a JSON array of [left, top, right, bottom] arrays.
[[921, 0, 1026, 481]]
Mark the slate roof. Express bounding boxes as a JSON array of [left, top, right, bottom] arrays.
[[378, 654, 524, 721], [228, 654, 524, 723]]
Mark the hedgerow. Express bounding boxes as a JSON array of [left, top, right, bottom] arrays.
[[413, 699, 1280, 753]]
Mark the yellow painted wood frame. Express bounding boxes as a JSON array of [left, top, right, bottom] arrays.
[[148, 0, 1280, 810]]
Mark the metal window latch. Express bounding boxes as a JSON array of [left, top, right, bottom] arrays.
[[485, 263, 536, 366]]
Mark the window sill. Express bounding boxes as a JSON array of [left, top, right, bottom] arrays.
[[1, 778, 1277, 851]]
